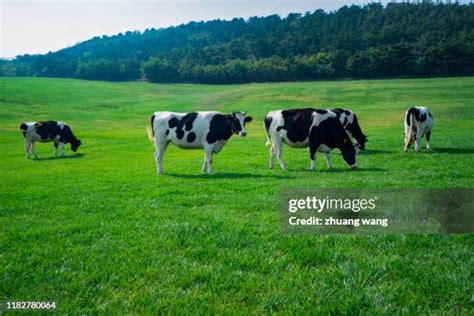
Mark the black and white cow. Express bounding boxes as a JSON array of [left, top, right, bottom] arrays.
[[264, 108, 358, 171], [404, 106, 433, 152], [331, 108, 368, 150], [148, 111, 253, 175], [20, 121, 82, 159]]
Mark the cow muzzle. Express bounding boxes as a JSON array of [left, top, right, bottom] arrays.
[[239, 131, 247, 137]]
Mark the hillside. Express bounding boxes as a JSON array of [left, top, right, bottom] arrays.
[[1, 2, 473, 83], [1, 76, 473, 313]]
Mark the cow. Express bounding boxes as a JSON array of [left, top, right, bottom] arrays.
[[148, 111, 253, 175], [264, 108, 358, 171], [330, 108, 368, 150], [404, 106, 433, 152], [20, 121, 82, 159]]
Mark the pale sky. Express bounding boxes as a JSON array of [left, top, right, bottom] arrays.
[[0, 0, 470, 58]]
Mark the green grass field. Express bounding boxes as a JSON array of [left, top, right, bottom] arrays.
[[1, 77, 473, 313]]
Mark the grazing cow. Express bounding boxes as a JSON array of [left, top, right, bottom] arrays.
[[404, 106, 433, 152], [331, 108, 368, 150], [264, 108, 358, 171], [148, 111, 253, 175], [20, 121, 82, 159]]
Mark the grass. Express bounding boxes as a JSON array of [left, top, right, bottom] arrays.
[[0, 77, 473, 313]]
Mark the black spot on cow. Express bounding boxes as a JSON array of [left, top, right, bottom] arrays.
[[314, 109, 327, 114], [187, 132, 196, 143], [176, 129, 184, 140], [165, 129, 169, 136], [206, 114, 233, 144], [169, 113, 198, 140], [168, 117, 179, 128], [419, 113, 427, 122], [20, 123, 28, 131], [277, 108, 314, 143]]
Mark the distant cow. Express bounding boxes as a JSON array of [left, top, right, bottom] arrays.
[[404, 106, 433, 152], [264, 108, 358, 171], [148, 111, 253, 175], [331, 108, 368, 150], [20, 121, 82, 159]]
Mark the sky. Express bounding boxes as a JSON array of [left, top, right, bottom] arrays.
[[0, 0, 471, 58]]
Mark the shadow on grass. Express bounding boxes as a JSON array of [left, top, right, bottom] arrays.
[[360, 149, 395, 155], [432, 147, 474, 154], [299, 167, 386, 173], [167, 172, 294, 179], [32, 153, 86, 161]]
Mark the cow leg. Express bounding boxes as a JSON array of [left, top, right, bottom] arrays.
[[25, 140, 31, 159], [204, 147, 214, 175], [59, 142, 65, 157], [201, 155, 208, 173], [415, 129, 423, 152], [31, 142, 39, 159], [309, 145, 319, 171], [269, 144, 276, 169], [155, 142, 168, 175], [323, 152, 333, 169], [54, 142, 58, 157], [273, 139, 286, 171], [426, 131, 431, 151]]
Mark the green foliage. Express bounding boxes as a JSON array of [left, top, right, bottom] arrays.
[[2, 3, 473, 83], [0, 76, 473, 313]]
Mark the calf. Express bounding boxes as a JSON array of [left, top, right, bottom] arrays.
[[331, 108, 368, 150], [404, 106, 433, 152], [264, 108, 358, 171], [20, 121, 82, 159], [148, 111, 253, 175]]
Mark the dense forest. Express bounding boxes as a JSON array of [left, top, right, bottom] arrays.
[[1, 2, 473, 84]]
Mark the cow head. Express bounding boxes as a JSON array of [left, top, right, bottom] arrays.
[[71, 139, 82, 152], [341, 138, 358, 170], [229, 111, 253, 137]]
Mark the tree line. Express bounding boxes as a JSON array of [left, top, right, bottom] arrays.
[[1, 2, 473, 84]]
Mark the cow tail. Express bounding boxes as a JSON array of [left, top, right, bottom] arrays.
[[406, 108, 416, 127], [264, 116, 272, 146], [147, 115, 156, 143]]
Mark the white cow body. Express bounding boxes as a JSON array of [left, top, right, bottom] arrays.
[[149, 111, 252, 175], [404, 106, 434, 152]]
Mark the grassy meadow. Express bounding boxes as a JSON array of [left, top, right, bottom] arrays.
[[0, 77, 473, 313]]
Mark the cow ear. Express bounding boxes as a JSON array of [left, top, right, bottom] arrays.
[[245, 116, 253, 123]]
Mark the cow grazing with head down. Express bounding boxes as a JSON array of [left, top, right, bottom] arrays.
[[264, 108, 358, 171], [331, 108, 368, 150], [148, 111, 253, 175], [404, 106, 433, 152], [20, 121, 82, 159]]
